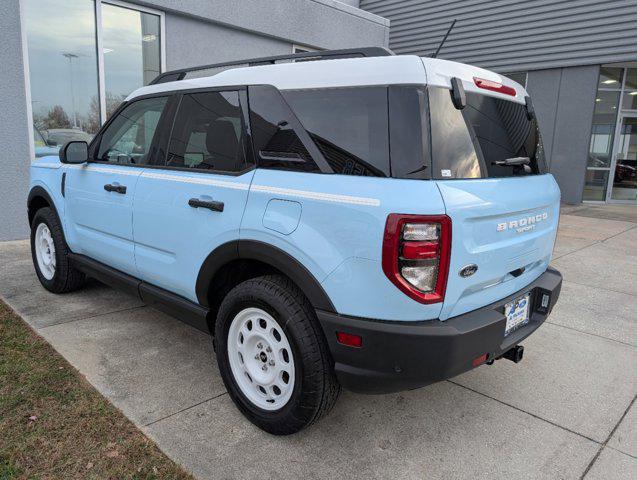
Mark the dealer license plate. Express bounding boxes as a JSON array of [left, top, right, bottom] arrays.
[[504, 293, 531, 336]]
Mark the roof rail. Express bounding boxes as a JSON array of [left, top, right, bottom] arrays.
[[149, 47, 394, 85]]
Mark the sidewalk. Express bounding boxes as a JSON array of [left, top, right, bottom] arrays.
[[1, 205, 635, 479]]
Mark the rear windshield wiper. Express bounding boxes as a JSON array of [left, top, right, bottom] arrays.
[[492, 157, 530, 167]]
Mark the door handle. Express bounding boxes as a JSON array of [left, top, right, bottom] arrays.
[[188, 198, 224, 212], [104, 183, 127, 194]]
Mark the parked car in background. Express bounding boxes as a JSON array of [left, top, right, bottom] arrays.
[[42, 128, 94, 146], [28, 48, 562, 435], [33, 125, 59, 158]]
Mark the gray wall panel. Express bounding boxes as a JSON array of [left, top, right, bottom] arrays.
[[0, 1, 31, 241], [545, 65, 599, 204], [164, 15, 292, 71], [134, 0, 389, 50], [361, 0, 637, 72], [526, 68, 562, 167]]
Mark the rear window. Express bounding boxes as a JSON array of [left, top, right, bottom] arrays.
[[429, 87, 546, 179]]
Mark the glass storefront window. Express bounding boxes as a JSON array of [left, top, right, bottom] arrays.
[[622, 90, 637, 110], [597, 67, 623, 89], [583, 169, 610, 202], [625, 68, 637, 90], [25, 0, 101, 152], [102, 3, 161, 118], [25, 0, 163, 159], [588, 91, 620, 168]]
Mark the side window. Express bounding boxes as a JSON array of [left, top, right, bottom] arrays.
[[166, 91, 248, 172], [428, 87, 482, 179], [96, 96, 168, 165], [248, 85, 321, 173], [282, 87, 390, 177]]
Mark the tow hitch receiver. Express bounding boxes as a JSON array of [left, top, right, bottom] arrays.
[[502, 345, 524, 363]]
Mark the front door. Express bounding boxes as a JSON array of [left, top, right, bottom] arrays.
[[609, 115, 637, 202], [133, 89, 255, 302], [64, 95, 169, 275]]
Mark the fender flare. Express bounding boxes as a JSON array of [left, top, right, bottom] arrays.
[[195, 240, 336, 313], [27, 186, 59, 225]]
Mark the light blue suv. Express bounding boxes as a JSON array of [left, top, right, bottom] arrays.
[[28, 48, 562, 434]]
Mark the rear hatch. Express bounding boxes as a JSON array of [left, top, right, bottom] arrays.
[[426, 81, 560, 320]]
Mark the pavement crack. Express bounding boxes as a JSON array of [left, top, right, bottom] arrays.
[[447, 380, 601, 444], [544, 321, 637, 348], [142, 391, 228, 428], [579, 394, 636, 479], [37, 305, 147, 330]]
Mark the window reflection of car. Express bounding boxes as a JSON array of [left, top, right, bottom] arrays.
[[33, 125, 60, 158], [43, 128, 94, 146], [588, 153, 636, 183]]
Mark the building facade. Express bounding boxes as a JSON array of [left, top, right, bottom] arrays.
[[0, 0, 388, 241], [361, 0, 637, 205]]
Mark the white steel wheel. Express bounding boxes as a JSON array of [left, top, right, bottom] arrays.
[[227, 307, 295, 411], [35, 223, 56, 280]]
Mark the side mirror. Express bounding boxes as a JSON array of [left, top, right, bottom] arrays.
[[59, 141, 88, 164]]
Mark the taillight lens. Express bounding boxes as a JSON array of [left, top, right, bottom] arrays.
[[382, 214, 452, 304], [473, 77, 516, 97]]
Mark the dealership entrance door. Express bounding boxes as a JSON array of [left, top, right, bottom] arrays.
[[609, 115, 637, 202]]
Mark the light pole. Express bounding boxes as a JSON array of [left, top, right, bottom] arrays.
[[62, 52, 79, 128]]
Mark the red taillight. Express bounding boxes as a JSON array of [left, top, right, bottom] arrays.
[[336, 332, 362, 348], [382, 214, 451, 304], [473, 77, 516, 97]]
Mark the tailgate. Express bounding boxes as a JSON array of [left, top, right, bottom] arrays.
[[436, 174, 560, 320]]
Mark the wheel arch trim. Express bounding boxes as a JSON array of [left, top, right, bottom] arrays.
[[195, 240, 336, 313]]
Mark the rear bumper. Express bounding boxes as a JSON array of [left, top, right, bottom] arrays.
[[316, 267, 562, 394]]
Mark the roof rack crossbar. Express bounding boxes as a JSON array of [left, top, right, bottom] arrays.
[[149, 47, 394, 85]]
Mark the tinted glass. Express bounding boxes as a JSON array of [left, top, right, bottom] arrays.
[[462, 91, 545, 177], [102, 3, 161, 118], [167, 91, 247, 172], [97, 96, 167, 164], [249, 86, 320, 172], [24, 0, 100, 158], [429, 87, 481, 179], [282, 87, 390, 176], [389, 86, 430, 179]]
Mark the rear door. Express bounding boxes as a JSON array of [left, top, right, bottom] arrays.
[[132, 88, 255, 302], [427, 86, 560, 320]]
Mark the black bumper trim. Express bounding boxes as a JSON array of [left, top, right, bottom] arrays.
[[316, 267, 562, 394]]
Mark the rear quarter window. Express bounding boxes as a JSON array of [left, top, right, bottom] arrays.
[[282, 87, 390, 177]]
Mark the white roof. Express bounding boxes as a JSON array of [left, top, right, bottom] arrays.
[[127, 55, 528, 104]]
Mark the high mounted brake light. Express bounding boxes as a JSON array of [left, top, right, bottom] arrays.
[[473, 77, 516, 97], [382, 214, 452, 304]]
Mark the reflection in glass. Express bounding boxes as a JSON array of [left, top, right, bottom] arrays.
[[25, 0, 100, 158], [622, 90, 637, 111], [598, 67, 623, 89], [611, 118, 637, 201], [102, 3, 161, 118], [583, 169, 609, 201], [588, 91, 620, 168]]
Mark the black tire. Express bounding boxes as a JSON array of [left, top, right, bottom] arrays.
[[214, 274, 340, 435], [30, 207, 86, 293]]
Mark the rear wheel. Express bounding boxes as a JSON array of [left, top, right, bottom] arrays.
[[30, 207, 86, 293], [214, 275, 340, 435]]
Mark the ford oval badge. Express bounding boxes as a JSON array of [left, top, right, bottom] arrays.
[[459, 264, 478, 278]]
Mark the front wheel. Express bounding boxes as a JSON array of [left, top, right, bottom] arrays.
[[30, 207, 86, 293], [214, 275, 340, 435]]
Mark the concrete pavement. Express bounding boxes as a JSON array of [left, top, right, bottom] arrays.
[[1, 205, 635, 479]]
